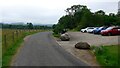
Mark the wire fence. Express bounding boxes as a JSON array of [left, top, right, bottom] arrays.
[[2, 29, 41, 55]]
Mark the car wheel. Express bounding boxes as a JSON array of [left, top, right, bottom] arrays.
[[84, 30, 87, 32], [108, 33, 112, 36]]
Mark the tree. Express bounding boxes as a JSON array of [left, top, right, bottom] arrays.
[[27, 23, 33, 29], [52, 24, 57, 29], [53, 4, 120, 33], [95, 10, 105, 15], [109, 13, 115, 16]]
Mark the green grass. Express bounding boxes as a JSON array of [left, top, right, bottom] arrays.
[[2, 38, 23, 66], [2, 30, 42, 67], [91, 45, 119, 67], [53, 33, 60, 38]]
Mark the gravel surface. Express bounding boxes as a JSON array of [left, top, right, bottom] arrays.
[[69, 32, 119, 46], [56, 32, 119, 66], [11, 32, 88, 66]]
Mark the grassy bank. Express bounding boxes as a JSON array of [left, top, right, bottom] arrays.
[[2, 29, 42, 66], [91, 45, 119, 67]]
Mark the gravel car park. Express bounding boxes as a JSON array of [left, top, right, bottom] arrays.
[[69, 32, 119, 46]]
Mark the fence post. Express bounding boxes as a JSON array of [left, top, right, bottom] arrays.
[[17, 31, 19, 38], [12, 32, 14, 42], [16, 31, 18, 38], [4, 35, 7, 48]]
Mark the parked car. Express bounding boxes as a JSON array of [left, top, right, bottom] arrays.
[[101, 26, 120, 36], [87, 27, 99, 33], [81, 27, 94, 33], [93, 26, 108, 34]]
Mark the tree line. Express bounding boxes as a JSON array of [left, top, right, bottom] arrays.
[[53, 5, 120, 34], [0, 23, 52, 29]]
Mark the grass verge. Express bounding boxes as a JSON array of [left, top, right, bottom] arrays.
[[2, 31, 40, 67], [91, 45, 119, 67], [53, 33, 60, 38]]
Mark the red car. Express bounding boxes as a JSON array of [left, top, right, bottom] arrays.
[[101, 26, 120, 36]]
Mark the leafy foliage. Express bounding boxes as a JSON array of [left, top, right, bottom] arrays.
[[53, 4, 120, 34]]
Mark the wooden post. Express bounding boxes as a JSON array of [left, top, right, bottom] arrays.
[[16, 31, 18, 38], [17, 31, 19, 37], [4, 35, 7, 48], [12, 32, 14, 42]]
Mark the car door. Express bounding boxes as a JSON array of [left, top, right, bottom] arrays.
[[117, 28, 120, 35], [111, 28, 118, 35], [112, 28, 120, 35]]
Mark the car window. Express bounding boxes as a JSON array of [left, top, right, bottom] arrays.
[[102, 27, 107, 30], [89, 27, 94, 29], [106, 27, 113, 30], [113, 27, 120, 30], [117, 27, 120, 29], [113, 28, 118, 29], [98, 27, 103, 30], [118, 29, 120, 31]]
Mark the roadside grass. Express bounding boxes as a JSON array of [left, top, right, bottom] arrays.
[[2, 37, 23, 66], [91, 45, 119, 67], [2, 29, 43, 67], [53, 33, 60, 38]]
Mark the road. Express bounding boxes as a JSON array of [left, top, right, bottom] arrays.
[[11, 32, 88, 66]]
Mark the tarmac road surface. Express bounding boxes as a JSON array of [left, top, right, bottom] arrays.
[[11, 32, 88, 66]]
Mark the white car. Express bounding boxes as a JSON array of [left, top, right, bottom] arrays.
[[81, 27, 94, 32], [87, 27, 99, 33]]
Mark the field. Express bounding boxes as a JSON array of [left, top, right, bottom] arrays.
[[1, 29, 43, 66]]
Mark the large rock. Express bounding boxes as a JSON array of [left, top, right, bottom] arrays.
[[75, 42, 90, 49], [60, 33, 70, 41]]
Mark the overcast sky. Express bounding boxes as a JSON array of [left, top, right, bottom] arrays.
[[0, 0, 120, 24]]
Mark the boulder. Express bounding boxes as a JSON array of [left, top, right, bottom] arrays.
[[60, 33, 70, 41], [75, 42, 90, 49]]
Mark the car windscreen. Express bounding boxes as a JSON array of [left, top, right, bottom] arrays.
[[105, 27, 113, 30], [89, 27, 94, 29], [98, 27, 103, 30]]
